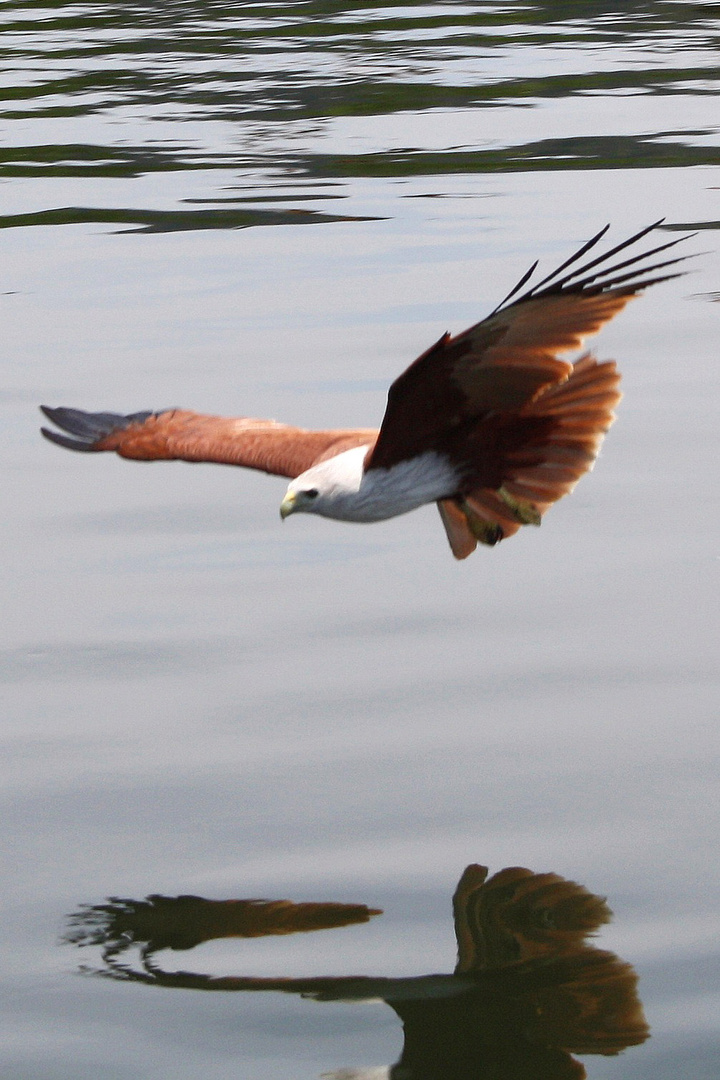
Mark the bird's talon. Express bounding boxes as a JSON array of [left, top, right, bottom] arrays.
[[498, 486, 542, 526]]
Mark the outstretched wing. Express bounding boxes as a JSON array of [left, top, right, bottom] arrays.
[[367, 221, 690, 474], [365, 221, 691, 557], [40, 406, 377, 479]]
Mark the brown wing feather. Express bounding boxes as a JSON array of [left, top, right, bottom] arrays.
[[436, 354, 621, 558], [367, 223, 689, 474], [40, 406, 377, 479]]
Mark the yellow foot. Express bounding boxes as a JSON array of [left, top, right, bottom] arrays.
[[498, 486, 542, 526], [460, 501, 504, 546]]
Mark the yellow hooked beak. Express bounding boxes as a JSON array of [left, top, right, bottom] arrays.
[[279, 492, 297, 520]]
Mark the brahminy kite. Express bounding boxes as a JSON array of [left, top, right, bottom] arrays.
[[41, 222, 690, 559]]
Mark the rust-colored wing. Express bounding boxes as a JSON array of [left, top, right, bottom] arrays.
[[362, 221, 690, 557], [367, 222, 689, 476], [437, 352, 622, 557], [40, 406, 377, 479]]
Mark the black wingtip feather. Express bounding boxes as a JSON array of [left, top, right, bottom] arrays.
[[527, 222, 612, 295], [544, 232, 693, 296], [498, 221, 695, 313], [40, 406, 158, 451], [490, 259, 539, 315], [40, 426, 101, 452]]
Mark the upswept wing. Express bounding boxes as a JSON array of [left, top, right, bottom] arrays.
[[40, 406, 377, 479], [366, 221, 690, 474], [438, 352, 623, 556]]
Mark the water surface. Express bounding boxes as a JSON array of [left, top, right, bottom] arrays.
[[1, 2, 719, 1078]]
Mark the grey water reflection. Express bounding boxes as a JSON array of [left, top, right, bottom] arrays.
[[65, 863, 648, 1079]]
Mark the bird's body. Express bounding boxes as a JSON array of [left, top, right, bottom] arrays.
[[41, 222, 690, 559], [282, 445, 461, 523]]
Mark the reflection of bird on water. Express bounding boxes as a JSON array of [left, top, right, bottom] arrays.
[[386, 865, 648, 1080], [42, 223, 691, 558], [65, 863, 649, 1079]]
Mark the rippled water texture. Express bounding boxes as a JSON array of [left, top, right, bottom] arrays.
[[2, 3, 719, 1078]]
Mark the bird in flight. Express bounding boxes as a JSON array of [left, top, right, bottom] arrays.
[[41, 222, 689, 559]]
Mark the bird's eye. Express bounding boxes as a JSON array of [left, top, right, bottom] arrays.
[[304, 488, 319, 500]]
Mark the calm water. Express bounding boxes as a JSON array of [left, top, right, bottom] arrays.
[[2, 2, 719, 1077]]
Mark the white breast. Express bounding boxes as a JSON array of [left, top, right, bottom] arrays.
[[297, 445, 461, 522]]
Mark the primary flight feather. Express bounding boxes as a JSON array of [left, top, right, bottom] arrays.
[[41, 222, 690, 559]]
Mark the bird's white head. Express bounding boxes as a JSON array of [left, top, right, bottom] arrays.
[[280, 445, 370, 522], [280, 443, 460, 524]]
